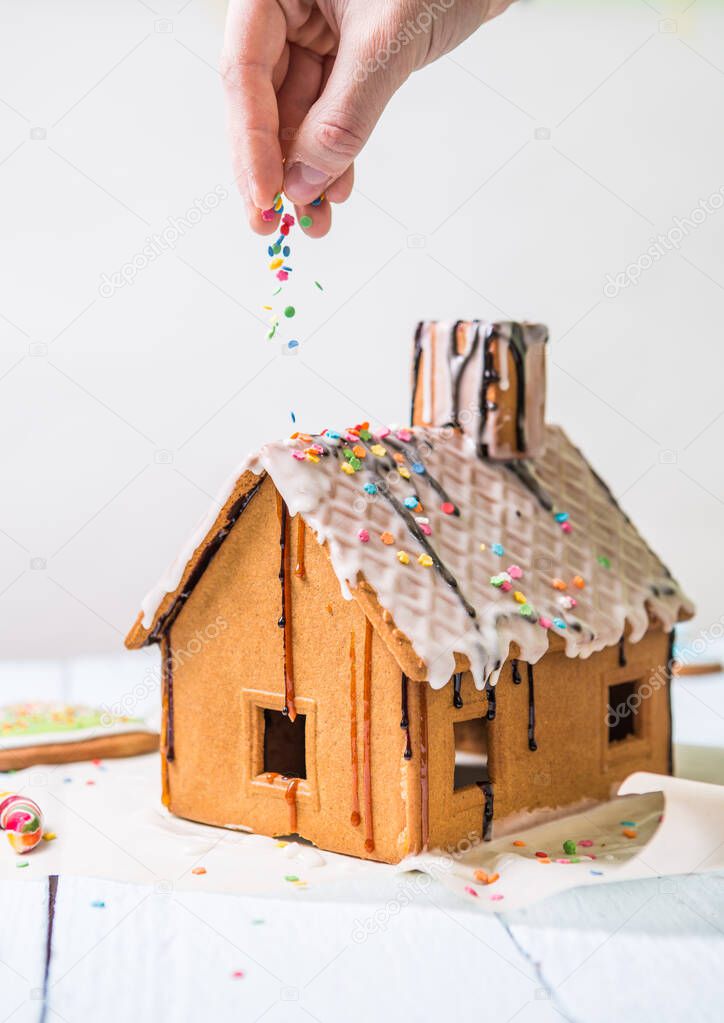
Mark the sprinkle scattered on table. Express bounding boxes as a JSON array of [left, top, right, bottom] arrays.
[[42, 832, 57, 842], [191, 866, 207, 875], [91, 900, 106, 908]]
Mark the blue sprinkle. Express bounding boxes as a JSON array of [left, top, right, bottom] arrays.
[[282, 265, 293, 271], [491, 543, 505, 556], [287, 339, 299, 349], [404, 496, 418, 509], [411, 462, 425, 474], [620, 820, 637, 827], [554, 512, 569, 523], [590, 870, 603, 876], [363, 483, 378, 495], [326, 431, 341, 440], [290, 411, 296, 423], [267, 245, 274, 257], [63, 777, 72, 784], [552, 617, 567, 629], [282, 246, 290, 257], [311, 197, 322, 207], [91, 900, 106, 908]]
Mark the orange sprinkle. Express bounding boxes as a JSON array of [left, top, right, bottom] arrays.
[[352, 445, 366, 458], [572, 575, 585, 589], [191, 867, 207, 875], [622, 828, 637, 839], [512, 839, 526, 847], [473, 870, 500, 885], [380, 532, 394, 545], [393, 452, 405, 464], [552, 578, 567, 591]]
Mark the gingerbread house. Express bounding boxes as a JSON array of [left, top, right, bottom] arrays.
[[125, 320, 693, 864]]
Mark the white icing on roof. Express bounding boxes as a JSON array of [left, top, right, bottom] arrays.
[[140, 424, 693, 689]]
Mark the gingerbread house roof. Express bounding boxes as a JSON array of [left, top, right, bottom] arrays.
[[125, 421, 693, 690]]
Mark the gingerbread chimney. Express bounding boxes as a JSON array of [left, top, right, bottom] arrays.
[[410, 320, 548, 460]]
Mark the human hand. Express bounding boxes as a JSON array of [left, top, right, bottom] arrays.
[[222, 0, 514, 237]]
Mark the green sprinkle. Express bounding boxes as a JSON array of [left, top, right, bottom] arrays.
[[273, 287, 282, 296], [359, 429, 372, 441], [314, 281, 323, 291], [284, 875, 299, 882], [300, 215, 313, 228], [349, 457, 362, 471], [284, 306, 296, 318], [16, 861, 29, 869], [563, 839, 577, 855], [272, 243, 281, 255], [597, 555, 611, 569]]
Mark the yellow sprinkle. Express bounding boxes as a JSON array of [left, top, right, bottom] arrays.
[[398, 467, 411, 479], [269, 258, 283, 270], [418, 554, 433, 568], [42, 832, 57, 842], [340, 462, 355, 474], [275, 841, 288, 848], [306, 453, 319, 463], [397, 551, 410, 565], [513, 591, 527, 604], [262, 305, 272, 310], [480, 543, 486, 552], [370, 444, 386, 457]]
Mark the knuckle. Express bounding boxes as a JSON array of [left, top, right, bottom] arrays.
[[313, 117, 366, 160]]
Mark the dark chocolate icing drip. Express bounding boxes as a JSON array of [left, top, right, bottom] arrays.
[[511, 658, 522, 684], [400, 673, 412, 760], [147, 481, 262, 645], [410, 321, 425, 425], [476, 325, 496, 459], [618, 635, 627, 668], [508, 322, 528, 453], [165, 631, 175, 761], [486, 684, 497, 721], [478, 780, 494, 842], [504, 460, 554, 513], [453, 672, 464, 708], [527, 662, 537, 752], [278, 501, 287, 630], [383, 435, 459, 515]]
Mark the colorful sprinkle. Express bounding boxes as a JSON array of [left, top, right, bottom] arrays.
[[622, 828, 637, 839], [16, 861, 29, 868], [597, 555, 611, 569], [231, 971, 245, 979], [473, 870, 500, 885], [489, 894, 504, 902], [358, 529, 370, 543], [404, 496, 419, 510], [552, 617, 567, 629], [535, 851, 548, 859], [314, 281, 323, 290], [519, 603, 535, 618], [538, 616, 552, 629], [561, 521, 572, 534], [513, 591, 527, 604], [191, 867, 206, 875], [91, 900, 106, 908], [479, 543, 486, 552], [552, 578, 567, 591], [287, 339, 299, 349], [563, 839, 577, 855], [418, 554, 433, 568], [396, 551, 410, 565], [284, 306, 295, 318], [572, 575, 585, 589], [554, 512, 569, 522], [464, 885, 479, 898], [340, 463, 355, 475], [380, 532, 394, 545], [42, 832, 57, 842], [398, 466, 411, 479], [411, 462, 425, 474], [363, 483, 378, 495], [512, 840, 526, 847], [491, 543, 504, 556], [508, 565, 523, 580], [620, 820, 637, 827], [578, 839, 594, 848], [441, 502, 455, 515], [300, 215, 313, 228], [284, 874, 299, 882]]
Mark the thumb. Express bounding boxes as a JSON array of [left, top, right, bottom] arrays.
[[283, 19, 414, 204]]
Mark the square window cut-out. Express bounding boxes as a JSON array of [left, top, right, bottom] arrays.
[[453, 717, 489, 791], [607, 681, 639, 744], [263, 709, 307, 778]]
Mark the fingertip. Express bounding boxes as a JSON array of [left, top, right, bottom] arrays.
[[294, 201, 331, 239], [326, 165, 354, 204]]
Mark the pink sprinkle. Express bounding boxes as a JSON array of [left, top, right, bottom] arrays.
[[276, 270, 289, 281], [291, 450, 305, 461], [261, 208, 275, 222], [282, 214, 295, 226], [377, 427, 391, 439], [500, 581, 512, 592], [441, 502, 455, 515], [579, 839, 593, 848], [231, 970, 245, 979], [508, 565, 523, 580], [419, 523, 432, 536], [556, 858, 571, 864], [397, 429, 412, 442], [358, 529, 370, 543], [310, 443, 324, 454], [538, 616, 552, 629], [464, 886, 478, 898], [560, 521, 572, 533], [489, 894, 504, 901]]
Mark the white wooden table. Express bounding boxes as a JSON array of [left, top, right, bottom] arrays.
[[1, 655, 724, 1023]]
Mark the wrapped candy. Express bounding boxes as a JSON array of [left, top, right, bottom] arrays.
[[0, 792, 44, 853]]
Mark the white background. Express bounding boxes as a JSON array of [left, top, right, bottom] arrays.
[[1, 0, 723, 660]]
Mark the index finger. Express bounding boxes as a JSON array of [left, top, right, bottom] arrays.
[[222, 0, 287, 217]]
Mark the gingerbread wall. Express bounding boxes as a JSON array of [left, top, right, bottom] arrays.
[[161, 476, 414, 863], [423, 626, 672, 852]]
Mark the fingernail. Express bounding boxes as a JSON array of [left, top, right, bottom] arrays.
[[284, 162, 330, 203]]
